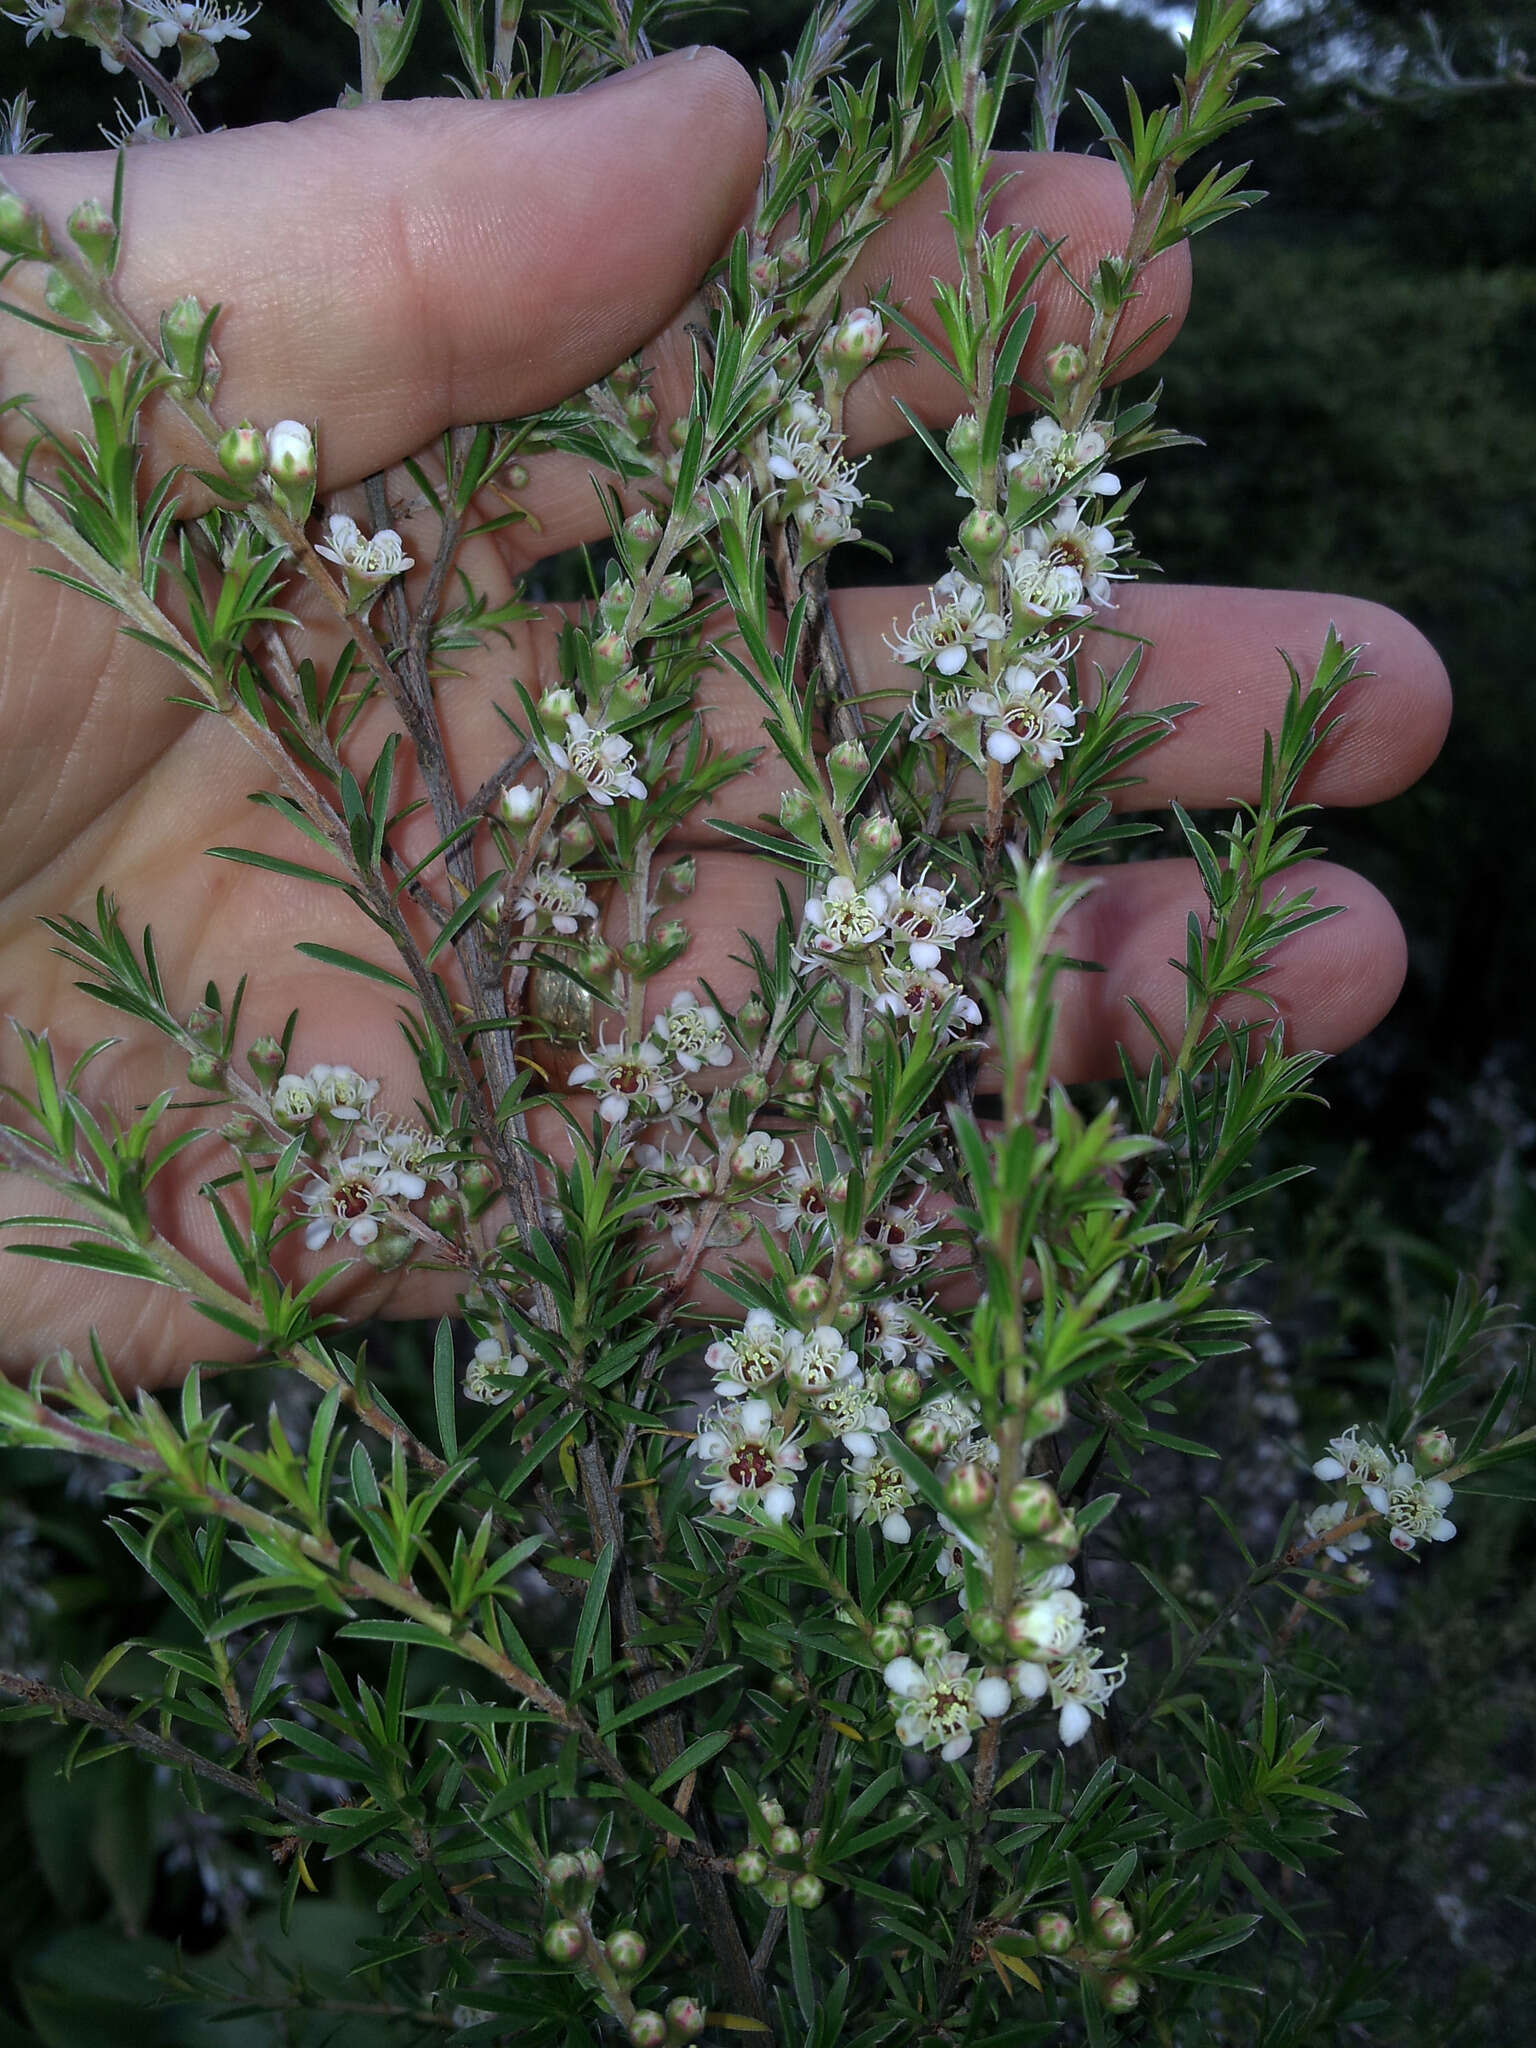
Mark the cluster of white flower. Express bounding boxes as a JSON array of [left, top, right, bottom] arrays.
[[541, 700, 647, 808], [265, 1062, 452, 1256], [766, 394, 867, 557], [463, 1336, 531, 1406], [5, 0, 256, 50], [796, 867, 983, 1041], [1310, 1424, 1458, 1556], [569, 990, 731, 1126]]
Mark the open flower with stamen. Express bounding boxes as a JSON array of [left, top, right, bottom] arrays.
[[706, 1308, 796, 1397], [1364, 1463, 1457, 1552], [870, 1298, 940, 1377], [871, 1197, 941, 1274], [273, 1063, 379, 1127], [135, 0, 258, 49], [1047, 1639, 1128, 1747], [848, 1454, 918, 1542], [568, 1036, 674, 1125], [872, 961, 984, 1039], [967, 663, 1078, 769], [772, 1150, 836, 1237], [301, 1154, 402, 1252], [1006, 1588, 1086, 1661], [884, 872, 979, 970], [785, 1324, 860, 1395], [1004, 417, 1120, 501], [1312, 1426, 1395, 1492], [463, 1337, 531, 1405], [1303, 1499, 1372, 1563], [348, 1125, 445, 1203], [314, 512, 414, 601], [798, 875, 894, 962], [513, 862, 599, 935], [886, 571, 1007, 677], [652, 991, 733, 1074], [691, 1398, 806, 1524], [884, 1650, 1004, 1762], [1010, 500, 1127, 612], [809, 1375, 890, 1460], [546, 712, 647, 806]]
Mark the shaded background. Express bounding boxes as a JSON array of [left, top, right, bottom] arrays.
[[3, 3, 1534, 2041]]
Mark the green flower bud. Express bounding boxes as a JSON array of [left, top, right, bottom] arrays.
[[425, 1191, 465, 1238], [784, 1272, 830, 1321], [943, 1459, 996, 1520], [645, 571, 692, 632], [905, 1412, 949, 1461], [363, 1223, 416, 1271], [185, 1050, 225, 1092], [218, 422, 267, 485], [589, 628, 630, 683], [840, 1243, 884, 1291], [734, 993, 769, 1048], [1005, 1477, 1062, 1538], [883, 1365, 924, 1416], [628, 2012, 667, 2048], [460, 1159, 499, 1219], [1044, 342, 1088, 391], [665, 1994, 707, 2041], [219, 1113, 263, 1153], [1034, 1910, 1075, 1955], [577, 1848, 605, 1889], [184, 1001, 222, 1049], [760, 1873, 790, 1908], [967, 1607, 1006, 1653], [769, 1671, 798, 1705], [960, 506, 1008, 563], [658, 855, 696, 901], [67, 195, 116, 273], [789, 1871, 825, 1909], [880, 1601, 915, 1631], [910, 1622, 948, 1661], [769, 1824, 801, 1859], [606, 1928, 647, 1976], [1090, 1895, 1135, 1950], [558, 813, 596, 860], [1413, 1426, 1455, 1472], [161, 293, 214, 386], [1027, 1388, 1069, 1435], [827, 736, 870, 810], [1101, 1973, 1141, 2013], [870, 1622, 908, 1662], [758, 1797, 786, 1828], [778, 785, 827, 853], [734, 1846, 769, 1887], [0, 181, 51, 260], [543, 1920, 585, 1963]]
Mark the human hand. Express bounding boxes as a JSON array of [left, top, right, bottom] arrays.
[[0, 49, 1449, 1388]]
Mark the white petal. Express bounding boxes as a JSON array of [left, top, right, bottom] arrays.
[[761, 1484, 796, 1525], [1058, 1701, 1092, 1746], [883, 1656, 924, 1699], [974, 1677, 1012, 1719], [939, 1732, 973, 1762], [881, 1513, 912, 1544], [934, 645, 969, 677]]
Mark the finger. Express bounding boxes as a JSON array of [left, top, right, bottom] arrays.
[[496, 151, 1194, 563], [832, 582, 1453, 811], [0, 50, 766, 482]]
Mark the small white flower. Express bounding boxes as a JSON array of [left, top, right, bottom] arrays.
[[884, 1649, 985, 1762], [1008, 1589, 1086, 1661], [784, 1324, 859, 1395], [546, 712, 647, 807], [886, 571, 1007, 677], [1368, 1464, 1457, 1553], [1009, 500, 1127, 612], [463, 1337, 531, 1405], [869, 1298, 939, 1377], [513, 861, 599, 935], [652, 991, 733, 1074], [883, 871, 979, 970], [772, 1150, 838, 1237], [690, 1398, 807, 1524], [135, 0, 258, 50], [732, 1131, 786, 1183], [872, 962, 984, 1039], [1312, 1425, 1395, 1490], [3, 0, 66, 44], [300, 1154, 400, 1252], [1304, 1499, 1372, 1564], [705, 1308, 796, 1398], [497, 780, 542, 828], [799, 874, 894, 960], [967, 663, 1078, 770], [871, 1197, 940, 1275], [309, 1063, 380, 1122], [1004, 416, 1120, 500], [314, 511, 414, 585], [810, 1375, 890, 1461], [568, 1035, 674, 1125], [847, 1454, 918, 1543], [264, 418, 315, 484], [1048, 1640, 1127, 1747]]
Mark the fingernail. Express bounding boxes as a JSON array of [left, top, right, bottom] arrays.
[[579, 46, 705, 94]]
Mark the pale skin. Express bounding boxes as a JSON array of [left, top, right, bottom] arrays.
[[0, 48, 1450, 1389]]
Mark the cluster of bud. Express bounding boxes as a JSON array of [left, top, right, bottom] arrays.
[[1030, 1896, 1141, 2009], [733, 1797, 825, 1910]]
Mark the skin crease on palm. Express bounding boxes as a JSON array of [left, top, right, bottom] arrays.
[[0, 48, 1450, 1392]]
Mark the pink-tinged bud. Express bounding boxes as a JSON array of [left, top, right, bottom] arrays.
[[658, 855, 696, 901], [606, 1928, 646, 1976], [628, 2012, 667, 2048], [363, 1223, 415, 1271], [678, 1162, 713, 1198], [611, 667, 652, 716], [840, 1243, 884, 1291], [666, 1994, 707, 2041], [827, 736, 870, 809], [1034, 1910, 1075, 1955], [943, 1460, 996, 1520], [749, 254, 779, 295], [184, 1001, 222, 1048], [558, 814, 596, 860], [883, 1365, 924, 1415], [960, 506, 1008, 563], [779, 786, 826, 850], [785, 1275, 830, 1323], [0, 181, 51, 260], [946, 413, 981, 471], [870, 1622, 908, 1661], [623, 506, 663, 552], [1413, 1426, 1455, 1472], [646, 571, 693, 631], [827, 304, 885, 378], [1047, 1513, 1080, 1560], [219, 1113, 262, 1153], [264, 419, 315, 487], [185, 1050, 224, 1092], [906, 1412, 949, 1461], [832, 1299, 862, 1332], [910, 1623, 948, 1661], [218, 422, 267, 485], [769, 1670, 798, 1705], [68, 195, 116, 272], [460, 1159, 499, 1219], [734, 1846, 769, 1887], [852, 814, 902, 881], [162, 294, 213, 384], [610, 356, 643, 395], [769, 1824, 801, 1859], [577, 1848, 605, 1889], [544, 1852, 584, 1899], [505, 460, 530, 490], [588, 628, 630, 682], [542, 1920, 585, 1963], [881, 1600, 915, 1630], [790, 1871, 825, 1909], [1101, 1973, 1141, 2012], [1044, 342, 1088, 390], [1005, 1477, 1062, 1538], [760, 1873, 790, 1907], [1028, 1388, 1069, 1435], [758, 1797, 786, 1827], [735, 993, 769, 1048], [778, 234, 810, 277], [967, 1607, 1006, 1653], [497, 780, 542, 829], [1090, 1896, 1135, 1949], [425, 1191, 465, 1237]]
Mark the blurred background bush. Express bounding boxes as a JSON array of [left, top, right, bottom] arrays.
[[3, 3, 1533, 2040]]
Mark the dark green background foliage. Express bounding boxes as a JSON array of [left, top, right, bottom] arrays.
[[3, 3, 1534, 2042]]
